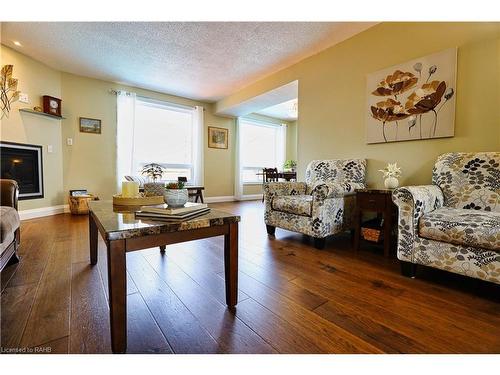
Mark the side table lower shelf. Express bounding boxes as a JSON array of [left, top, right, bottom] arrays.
[[353, 188, 397, 257]]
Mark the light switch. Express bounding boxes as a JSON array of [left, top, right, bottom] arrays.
[[67, 138, 73, 146], [47, 144, 53, 153], [19, 93, 29, 103]]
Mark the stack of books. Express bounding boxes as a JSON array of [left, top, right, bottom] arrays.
[[136, 202, 210, 222]]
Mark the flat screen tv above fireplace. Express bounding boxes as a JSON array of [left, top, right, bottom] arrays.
[[0, 141, 44, 200]]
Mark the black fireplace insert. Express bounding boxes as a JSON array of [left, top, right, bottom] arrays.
[[0, 141, 44, 200]]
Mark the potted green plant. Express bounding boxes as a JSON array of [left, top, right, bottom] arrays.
[[283, 159, 297, 172], [164, 181, 188, 207], [141, 163, 165, 196]]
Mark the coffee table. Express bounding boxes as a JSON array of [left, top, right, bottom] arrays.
[[88, 201, 240, 353]]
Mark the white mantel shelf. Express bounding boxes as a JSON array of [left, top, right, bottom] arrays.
[[19, 108, 66, 120]]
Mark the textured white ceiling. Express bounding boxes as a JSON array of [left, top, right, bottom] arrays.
[[256, 99, 298, 121], [1, 22, 375, 102]]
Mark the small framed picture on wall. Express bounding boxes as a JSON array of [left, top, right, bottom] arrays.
[[79, 117, 101, 134], [208, 126, 228, 149]]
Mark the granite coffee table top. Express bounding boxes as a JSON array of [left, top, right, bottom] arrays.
[[89, 200, 240, 241]]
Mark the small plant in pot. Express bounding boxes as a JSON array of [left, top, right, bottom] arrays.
[[141, 163, 165, 196], [379, 162, 402, 189], [283, 159, 297, 172], [164, 181, 188, 207]]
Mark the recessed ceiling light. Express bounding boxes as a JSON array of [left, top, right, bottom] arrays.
[[13, 41, 22, 46]]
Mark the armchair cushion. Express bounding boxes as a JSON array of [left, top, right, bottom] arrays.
[[272, 195, 312, 217], [433, 152, 500, 212], [305, 159, 366, 185], [419, 207, 500, 251]]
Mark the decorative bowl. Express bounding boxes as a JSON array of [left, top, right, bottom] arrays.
[[164, 188, 188, 207]]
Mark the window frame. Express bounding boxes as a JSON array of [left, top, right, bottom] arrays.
[[133, 97, 197, 183], [239, 118, 285, 185], [242, 166, 265, 185]]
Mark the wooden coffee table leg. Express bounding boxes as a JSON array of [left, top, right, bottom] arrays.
[[107, 239, 127, 353], [159, 245, 166, 253], [224, 222, 238, 307], [89, 213, 98, 265]]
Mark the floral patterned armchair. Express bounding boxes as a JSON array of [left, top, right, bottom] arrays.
[[264, 159, 366, 249], [392, 152, 500, 284]]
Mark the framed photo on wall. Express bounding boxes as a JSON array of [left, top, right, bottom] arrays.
[[208, 126, 228, 149], [79, 117, 101, 134]]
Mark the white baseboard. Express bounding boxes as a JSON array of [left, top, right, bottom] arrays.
[[204, 195, 235, 203], [238, 194, 262, 201], [19, 204, 69, 221], [204, 194, 261, 203]]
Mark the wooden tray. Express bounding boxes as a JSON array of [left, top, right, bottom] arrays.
[[112, 194, 164, 206]]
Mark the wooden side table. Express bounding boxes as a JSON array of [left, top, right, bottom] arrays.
[[353, 188, 397, 257]]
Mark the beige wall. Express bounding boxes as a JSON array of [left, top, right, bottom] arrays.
[[216, 23, 500, 188], [287, 120, 297, 161], [0, 46, 64, 210], [60, 73, 235, 200]]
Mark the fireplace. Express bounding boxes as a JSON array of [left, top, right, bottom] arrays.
[[0, 141, 44, 200]]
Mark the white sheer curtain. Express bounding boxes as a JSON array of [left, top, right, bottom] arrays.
[[116, 91, 136, 192], [192, 106, 204, 186], [278, 123, 287, 169], [234, 117, 243, 200]]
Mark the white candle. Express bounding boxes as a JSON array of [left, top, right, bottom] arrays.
[[122, 181, 139, 198]]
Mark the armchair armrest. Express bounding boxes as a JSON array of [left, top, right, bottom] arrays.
[[311, 182, 365, 200], [0, 179, 19, 210], [263, 182, 307, 201], [392, 185, 444, 261]]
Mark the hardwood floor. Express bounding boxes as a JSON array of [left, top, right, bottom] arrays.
[[1, 200, 499, 354]]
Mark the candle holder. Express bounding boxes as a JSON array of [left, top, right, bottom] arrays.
[[121, 181, 140, 198]]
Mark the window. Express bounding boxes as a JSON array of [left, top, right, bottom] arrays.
[[133, 98, 196, 182], [239, 118, 286, 183]]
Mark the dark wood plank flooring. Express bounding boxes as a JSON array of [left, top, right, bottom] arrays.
[[1, 200, 499, 354]]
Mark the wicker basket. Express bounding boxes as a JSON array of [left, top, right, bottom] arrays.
[[361, 227, 383, 243], [143, 182, 165, 197], [361, 218, 384, 243], [69, 195, 98, 215]]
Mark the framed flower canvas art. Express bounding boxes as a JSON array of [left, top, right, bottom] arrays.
[[366, 48, 457, 144]]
